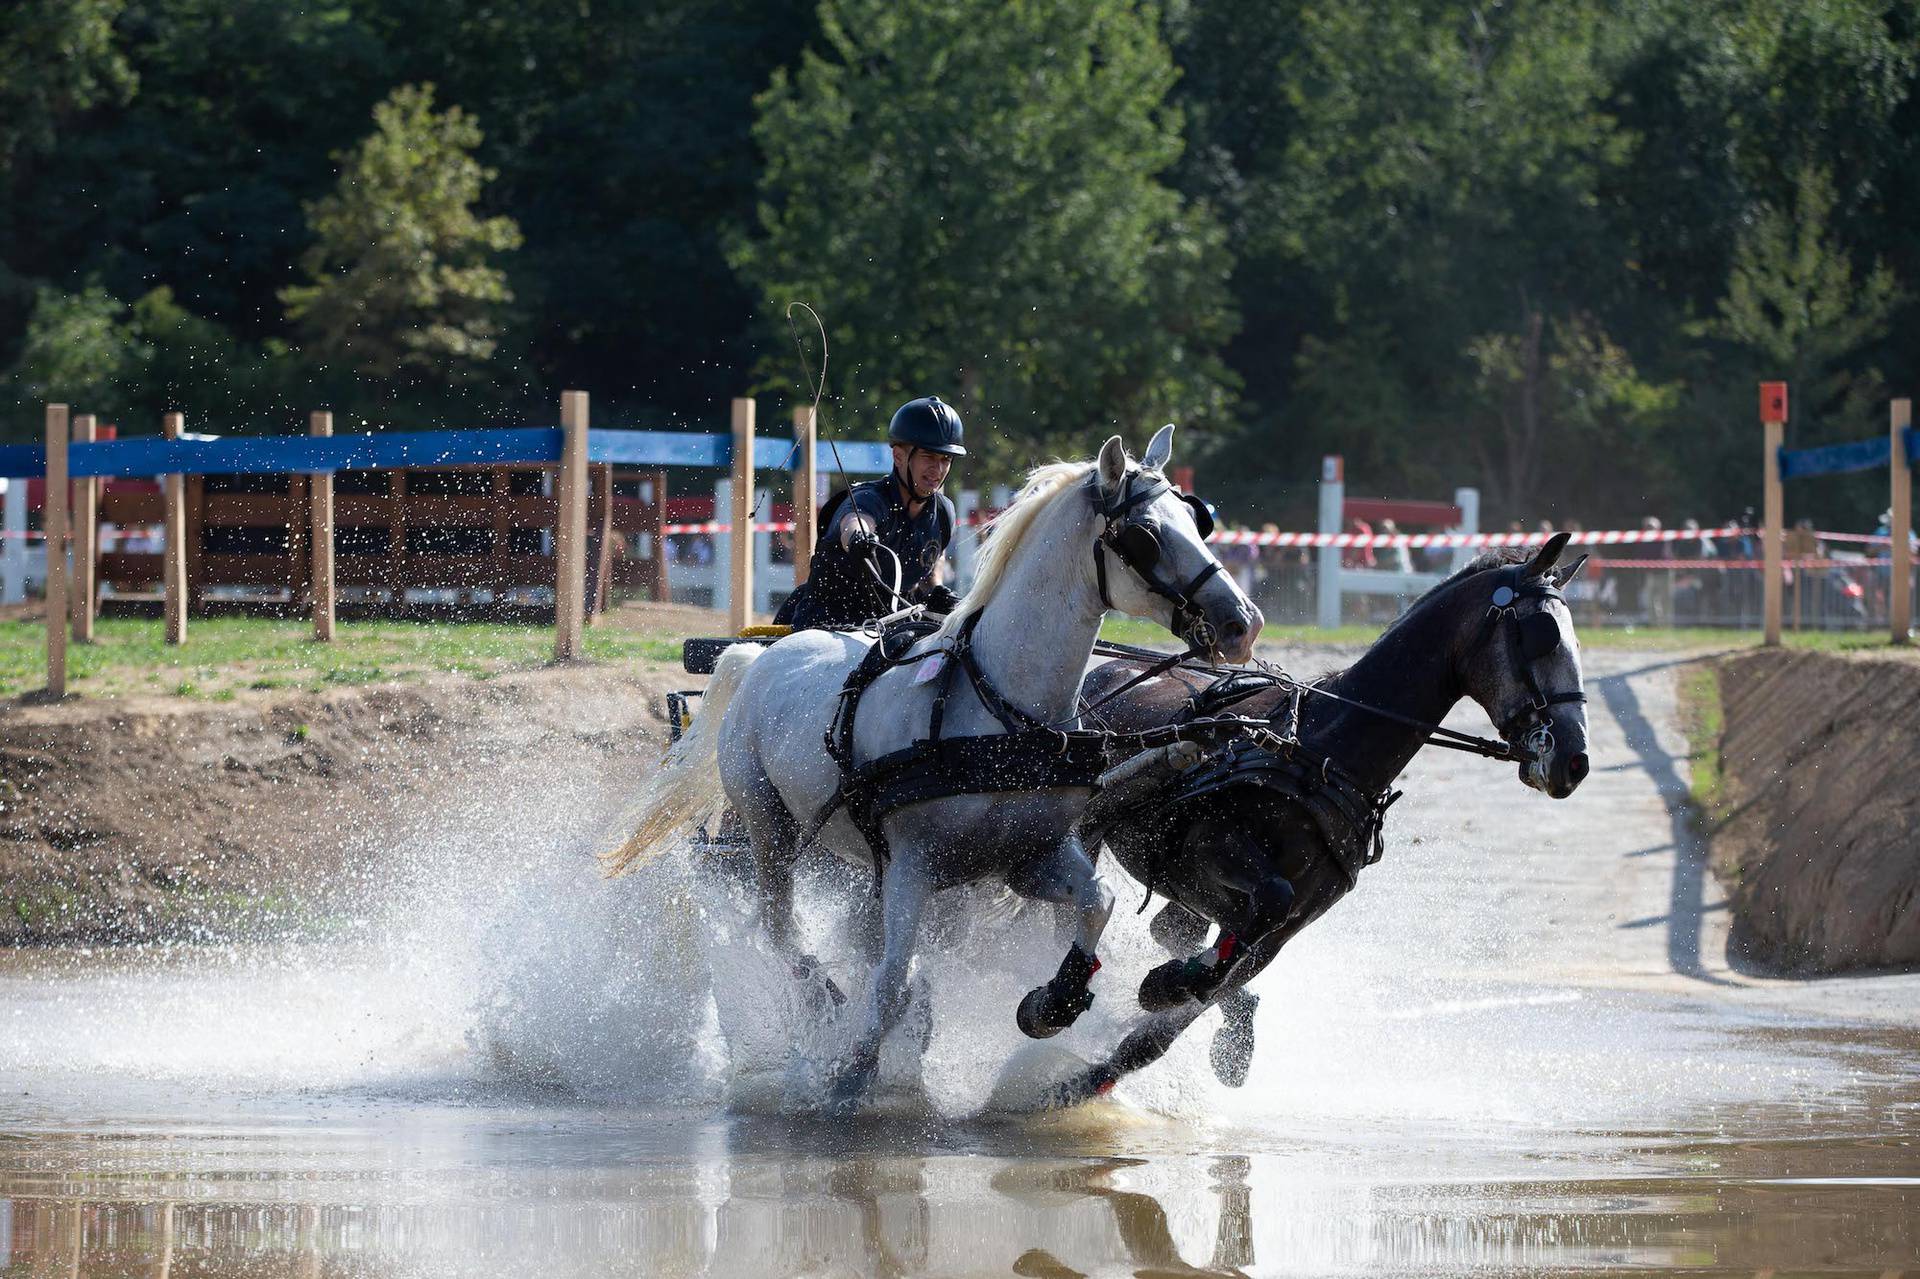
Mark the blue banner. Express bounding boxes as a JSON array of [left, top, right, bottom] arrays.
[[1777, 436, 1891, 480], [1906, 426, 1920, 463], [2, 426, 898, 479]]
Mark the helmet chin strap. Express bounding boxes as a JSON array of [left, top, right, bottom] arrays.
[[900, 448, 942, 503]]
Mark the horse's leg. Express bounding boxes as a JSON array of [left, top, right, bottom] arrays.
[[733, 776, 845, 1010], [1138, 827, 1294, 1014], [825, 861, 932, 1112], [1148, 900, 1211, 956], [1008, 836, 1114, 1039]]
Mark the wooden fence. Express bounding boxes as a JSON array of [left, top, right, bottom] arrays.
[[86, 463, 666, 617]]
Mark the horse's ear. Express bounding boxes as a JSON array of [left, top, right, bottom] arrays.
[[1096, 435, 1127, 495], [1553, 553, 1590, 586], [1142, 423, 1175, 472], [1525, 531, 1571, 578]]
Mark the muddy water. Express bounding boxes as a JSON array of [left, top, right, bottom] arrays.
[[3, 649, 1919, 1276]]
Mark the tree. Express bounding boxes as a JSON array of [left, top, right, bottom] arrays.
[[1, 285, 146, 423], [730, 0, 1236, 472], [0, 0, 133, 172], [1708, 165, 1902, 436], [282, 83, 521, 383]]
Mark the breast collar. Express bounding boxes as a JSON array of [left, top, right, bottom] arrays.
[[1091, 469, 1224, 651]]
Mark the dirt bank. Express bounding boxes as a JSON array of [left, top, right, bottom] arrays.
[[1712, 648, 1920, 972], [0, 663, 677, 943]]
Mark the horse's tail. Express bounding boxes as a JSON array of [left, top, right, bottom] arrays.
[[600, 642, 763, 878]]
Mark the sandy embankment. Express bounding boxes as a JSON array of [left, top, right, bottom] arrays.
[[1713, 648, 1920, 971], [0, 666, 676, 943]]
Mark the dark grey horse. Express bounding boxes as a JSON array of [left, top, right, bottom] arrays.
[[1058, 535, 1591, 1104]]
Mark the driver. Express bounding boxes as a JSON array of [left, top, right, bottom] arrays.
[[774, 395, 966, 629]]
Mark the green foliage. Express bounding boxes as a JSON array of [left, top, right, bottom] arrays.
[[282, 83, 522, 384], [1, 0, 1917, 532], [3, 285, 144, 420], [1706, 165, 1902, 433], [732, 0, 1236, 472], [0, 0, 135, 168]]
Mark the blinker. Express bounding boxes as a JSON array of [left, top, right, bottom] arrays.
[[1180, 493, 1215, 539], [1518, 611, 1560, 661], [1113, 524, 1161, 570]]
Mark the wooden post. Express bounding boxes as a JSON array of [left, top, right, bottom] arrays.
[[1892, 397, 1912, 644], [1760, 383, 1787, 647], [44, 404, 69, 696], [729, 397, 755, 633], [590, 463, 614, 618], [310, 411, 335, 642], [70, 413, 97, 643], [792, 403, 818, 585], [162, 412, 187, 645], [554, 390, 588, 661]]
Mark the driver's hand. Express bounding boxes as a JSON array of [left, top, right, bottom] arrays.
[[846, 528, 880, 559]]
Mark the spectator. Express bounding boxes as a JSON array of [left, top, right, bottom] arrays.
[[1377, 518, 1414, 573], [1640, 516, 1672, 626], [1342, 517, 1376, 570]]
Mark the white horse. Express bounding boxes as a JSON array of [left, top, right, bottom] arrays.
[[605, 429, 1262, 1107]]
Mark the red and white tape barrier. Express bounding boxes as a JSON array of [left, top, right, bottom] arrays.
[[661, 521, 1749, 548]]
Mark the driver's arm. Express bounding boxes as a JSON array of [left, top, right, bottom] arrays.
[[829, 489, 885, 552]]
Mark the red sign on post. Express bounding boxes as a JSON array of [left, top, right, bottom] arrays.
[[1760, 381, 1789, 425]]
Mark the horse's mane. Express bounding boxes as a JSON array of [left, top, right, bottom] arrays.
[[935, 459, 1093, 640], [1372, 547, 1528, 644]]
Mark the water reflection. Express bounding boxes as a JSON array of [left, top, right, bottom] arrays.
[[3, 1117, 1918, 1277]]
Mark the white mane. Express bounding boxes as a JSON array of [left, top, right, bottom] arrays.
[[935, 460, 1093, 640]]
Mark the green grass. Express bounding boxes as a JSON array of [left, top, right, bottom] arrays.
[[1676, 661, 1727, 828], [0, 614, 680, 700]]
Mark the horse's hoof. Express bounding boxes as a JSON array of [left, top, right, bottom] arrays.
[[1210, 992, 1258, 1088], [792, 959, 846, 1009], [823, 1045, 879, 1113], [1138, 956, 1208, 1012], [1017, 983, 1094, 1040]]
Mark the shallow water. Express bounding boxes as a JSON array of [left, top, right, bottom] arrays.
[[3, 650, 1918, 1275]]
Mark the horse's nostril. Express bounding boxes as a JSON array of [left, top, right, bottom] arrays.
[[1567, 752, 1590, 784]]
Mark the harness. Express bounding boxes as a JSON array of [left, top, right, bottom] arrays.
[[805, 469, 1254, 883], [1093, 470, 1224, 651], [1090, 563, 1586, 905], [1465, 567, 1588, 765]]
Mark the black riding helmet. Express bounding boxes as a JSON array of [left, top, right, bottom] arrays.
[[888, 396, 967, 457]]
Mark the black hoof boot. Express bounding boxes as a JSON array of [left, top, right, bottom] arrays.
[[1017, 945, 1099, 1039], [1210, 991, 1259, 1088], [1137, 955, 1212, 1012]]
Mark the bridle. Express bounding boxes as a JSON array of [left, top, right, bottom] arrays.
[[1092, 469, 1224, 652], [1467, 567, 1587, 768]]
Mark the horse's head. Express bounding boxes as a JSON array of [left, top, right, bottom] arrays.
[[1091, 427, 1263, 663], [1457, 532, 1590, 799]]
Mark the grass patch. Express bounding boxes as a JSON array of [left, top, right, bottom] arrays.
[[1676, 661, 1727, 828], [0, 612, 683, 700]]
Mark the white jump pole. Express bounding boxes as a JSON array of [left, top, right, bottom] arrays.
[[728, 397, 755, 632], [1, 476, 24, 605], [1316, 454, 1344, 629]]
